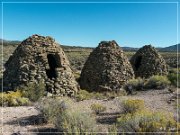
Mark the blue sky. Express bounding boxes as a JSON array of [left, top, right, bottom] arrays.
[[1, 0, 179, 47]]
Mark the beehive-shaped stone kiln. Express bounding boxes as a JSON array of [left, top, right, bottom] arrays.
[[3, 34, 78, 96], [80, 40, 134, 92], [130, 45, 168, 78]]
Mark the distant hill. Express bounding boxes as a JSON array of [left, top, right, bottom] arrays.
[[157, 44, 180, 52], [121, 47, 138, 52], [0, 39, 179, 52], [0, 39, 21, 45]]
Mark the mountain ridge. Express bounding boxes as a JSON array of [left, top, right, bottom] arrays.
[[0, 39, 179, 52]]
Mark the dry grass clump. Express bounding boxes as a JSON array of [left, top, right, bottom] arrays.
[[90, 103, 106, 114], [75, 89, 127, 101], [75, 90, 93, 101]]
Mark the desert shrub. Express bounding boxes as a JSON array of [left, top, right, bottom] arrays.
[[38, 97, 73, 123], [168, 68, 179, 74], [122, 99, 145, 114], [124, 78, 144, 93], [75, 89, 93, 101], [38, 97, 96, 134], [90, 103, 106, 114], [145, 75, 170, 89], [0, 90, 30, 106], [55, 109, 96, 133], [108, 124, 118, 135], [20, 81, 45, 102], [117, 109, 178, 132], [103, 90, 127, 99], [76, 89, 127, 101], [167, 73, 179, 88]]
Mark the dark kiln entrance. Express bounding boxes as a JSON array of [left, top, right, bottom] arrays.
[[135, 56, 142, 70], [46, 54, 60, 79]]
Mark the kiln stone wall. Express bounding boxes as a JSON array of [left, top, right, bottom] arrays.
[[3, 35, 78, 96], [130, 45, 168, 78], [80, 40, 134, 92]]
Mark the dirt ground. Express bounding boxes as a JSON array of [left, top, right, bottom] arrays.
[[0, 88, 178, 135]]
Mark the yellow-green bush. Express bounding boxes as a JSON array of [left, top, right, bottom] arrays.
[[38, 97, 97, 134], [20, 81, 45, 102], [122, 99, 145, 113], [145, 75, 170, 89], [124, 78, 144, 92], [117, 109, 178, 132], [167, 73, 179, 88], [0, 90, 30, 106], [90, 103, 106, 114]]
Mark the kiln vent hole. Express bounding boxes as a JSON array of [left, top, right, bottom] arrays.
[[135, 56, 142, 70], [46, 54, 60, 79]]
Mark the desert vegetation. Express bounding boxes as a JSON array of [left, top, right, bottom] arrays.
[[1, 72, 179, 134], [116, 99, 179, 133], [37, 97, 97, 134]]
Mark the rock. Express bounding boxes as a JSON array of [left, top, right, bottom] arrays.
[[80, 40, 134, 92], [130, 45, 168, 78], [46, 92, 53, 97], [167, 100, 171, 104], [3, 34, 79, 97]]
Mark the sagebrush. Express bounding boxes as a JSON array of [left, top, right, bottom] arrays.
[[124, 78, 144, 93], [117, 109, 178, 132], [38, 97, 97, 134], [145, 75, 170, 89], [122, 99, 145, 113], [20, 81, 45, 102]]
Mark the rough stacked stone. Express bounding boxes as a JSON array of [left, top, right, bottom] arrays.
[[130, 45, 168, 78], [3, 34, 78, 96], [80, 40, 134, 92]]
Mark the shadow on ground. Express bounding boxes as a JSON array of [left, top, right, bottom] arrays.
[[5, 114, 59, 134], [96, 112, 121, 125], [30, 128, 59, 135], [5, 114, 47, 126]]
